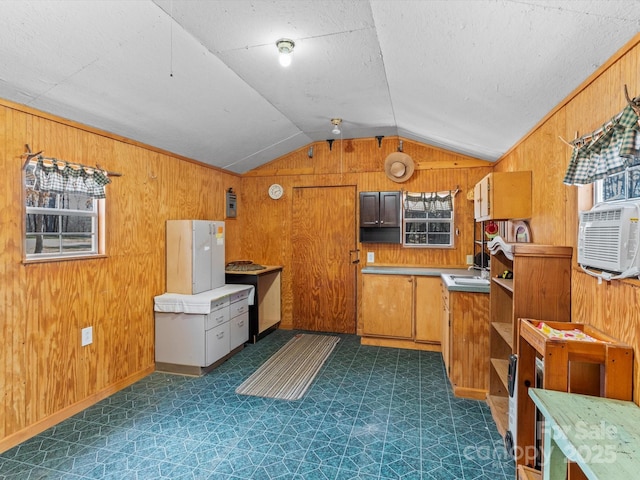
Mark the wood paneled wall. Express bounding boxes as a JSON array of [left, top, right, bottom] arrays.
[[237, 136, 492, 333], [0, 100, 241, 451], [496, 34, 640, 404], [5, 33, 638, 452]]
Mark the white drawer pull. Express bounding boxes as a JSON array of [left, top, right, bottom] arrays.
[[216, 331, 225, 339]]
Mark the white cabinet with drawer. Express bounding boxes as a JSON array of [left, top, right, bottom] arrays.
[[154, 285, 253, 375]]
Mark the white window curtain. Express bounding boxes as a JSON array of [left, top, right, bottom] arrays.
[[34, 156, 111, 199]]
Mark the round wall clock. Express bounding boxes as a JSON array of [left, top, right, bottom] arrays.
[[268, 183, 284, 200]]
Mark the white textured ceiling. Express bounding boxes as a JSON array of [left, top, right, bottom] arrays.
[[0, 1, 639, 173]]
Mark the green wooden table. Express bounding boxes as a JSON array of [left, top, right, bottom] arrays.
[[529, 388, 640, 479]]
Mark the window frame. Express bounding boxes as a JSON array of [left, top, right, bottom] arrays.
[[402, 191, 455, 248], [23, 159, 106, 263]]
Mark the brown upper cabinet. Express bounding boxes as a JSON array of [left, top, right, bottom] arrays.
[[473, 171, 532, 221], [360, 191, 401, 227], [360, 191, 401, 244]]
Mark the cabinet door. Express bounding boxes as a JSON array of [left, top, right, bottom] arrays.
[[362, 274, 413, 338], [449, 291, 490, 391], [379, 191, 400, 227], [360, 192, 380, 226], [473, 181, 482, 220], [230, 312, 249, 350], [474, 175, 490, 220], [205, 322, 229, 366], [414, 276, 443, 343]]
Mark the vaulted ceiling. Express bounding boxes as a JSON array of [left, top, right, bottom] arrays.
[[1, 1, 639, 173]]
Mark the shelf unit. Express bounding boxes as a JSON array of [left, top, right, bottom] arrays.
[[516, 319, 633, 475], [487, 242, 572, 438]]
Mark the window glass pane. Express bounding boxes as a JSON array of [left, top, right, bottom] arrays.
[[405, 210, 427, 219], [62, 234, 94, 253], [406, 222, 427, 233], [427, 210, 452, 219], [628, 167, 640, 199], [428, 233, 451, 245], [405, 233, 427, 245], [428, 223, 450, 233], [59, 193, 94, 212], [61, 215, 93, 233], [602, 172, 626, 201], [26, 214, 60, 233], [26, 234, 60, 255]]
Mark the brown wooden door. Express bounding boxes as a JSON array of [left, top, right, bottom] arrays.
[[291, 186, 357, 333]]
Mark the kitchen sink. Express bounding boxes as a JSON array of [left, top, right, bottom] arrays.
[[449, 275, 490, 286]]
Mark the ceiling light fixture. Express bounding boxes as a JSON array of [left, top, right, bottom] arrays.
[[276, 38, 295, 67], [331, 118, 342, 135]]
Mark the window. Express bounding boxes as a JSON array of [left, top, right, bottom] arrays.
[[594, 161, 640, 204], [24, 157, 107, 261], [403, 191, 454, 247]]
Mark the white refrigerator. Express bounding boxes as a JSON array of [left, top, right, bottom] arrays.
[[166, 219, 226, 295]]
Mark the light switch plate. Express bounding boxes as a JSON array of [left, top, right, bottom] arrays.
[[367, 252, 375, 263], [81, 326, 93, 346]]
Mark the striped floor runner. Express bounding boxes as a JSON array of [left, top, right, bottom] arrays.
[[235, 333, 339, 401]]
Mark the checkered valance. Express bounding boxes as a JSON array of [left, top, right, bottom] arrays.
[[563, 104, 640, 185], [404, 191, 453, 212], [34, 156, 111, 199]]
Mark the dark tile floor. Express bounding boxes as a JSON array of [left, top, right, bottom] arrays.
[[0, 330, 515, 479]]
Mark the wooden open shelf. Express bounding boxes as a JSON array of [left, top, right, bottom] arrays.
[[491, 358, 509, 390], [492, 276, 513, 292], [492, 322, 513, 349], [487, 242, 572, 454]]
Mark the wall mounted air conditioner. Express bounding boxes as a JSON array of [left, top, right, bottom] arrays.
[[578, 200, 640, 275]]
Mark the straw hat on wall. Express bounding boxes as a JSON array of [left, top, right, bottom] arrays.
[[384, 152, 415, 182]]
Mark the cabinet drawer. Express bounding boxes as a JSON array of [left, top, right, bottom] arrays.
[[210, 297, 230, 311], [230, 312, 249, 350], [205, 322, 230, 366], [229, 289, 250, 303], [230, 298, 249, 318], [206, 308, 229, 330]]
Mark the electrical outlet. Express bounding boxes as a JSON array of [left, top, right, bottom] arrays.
[[466, 254, 474, 265], [367, 252, 375, 263], [81, 326, 93, 347]]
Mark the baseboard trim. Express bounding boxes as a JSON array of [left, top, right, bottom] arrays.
[[360, 336, 442, 352], [0, 364, 155, 454]]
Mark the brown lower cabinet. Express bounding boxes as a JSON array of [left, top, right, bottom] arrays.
[[441, 283, 490, 400], [361, 274, 414, 338]]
